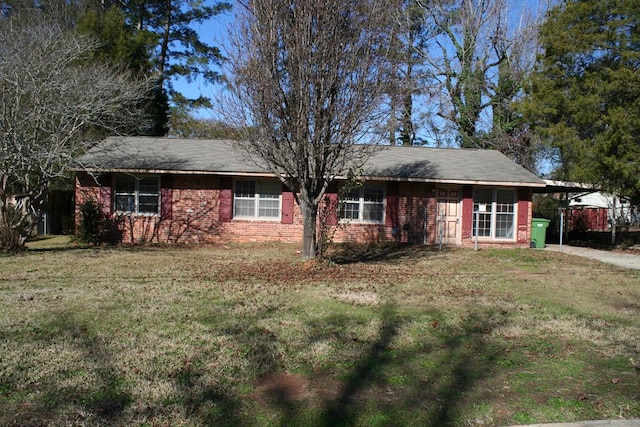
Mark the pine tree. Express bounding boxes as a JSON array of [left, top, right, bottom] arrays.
[[122, 0, 231, 109], [524, 0, 640, 202], [77, 5, 169, 136]]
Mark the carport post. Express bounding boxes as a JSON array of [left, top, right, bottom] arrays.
[[439, 211, 444, 251], [474, 211, 479, 251], [559, 208, 564, 251]]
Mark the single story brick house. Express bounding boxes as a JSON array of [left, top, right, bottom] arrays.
[[75, 137, 546, 247]]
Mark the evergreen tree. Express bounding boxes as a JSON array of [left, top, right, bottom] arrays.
[[77, 6, 169, 136], [122, 0, 231, 109], [523, 0, 640, 202]]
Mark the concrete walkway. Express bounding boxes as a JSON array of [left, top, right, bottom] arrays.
[[511, 420, 640, 427], [545, 245, 640, 270]]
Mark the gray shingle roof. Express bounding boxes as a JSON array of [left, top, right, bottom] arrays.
[[78, 137, 545, 186]]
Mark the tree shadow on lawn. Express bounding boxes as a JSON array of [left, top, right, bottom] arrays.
[[157, 302, 508, 426], [1, 303, 506, 426], [0, 310, 132, 425], [312, 305, 506, 427]]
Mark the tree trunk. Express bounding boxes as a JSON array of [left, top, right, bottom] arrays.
[[0, 197, 30, 252], [401, 92, 414, 146], [300, 198, 318, 260]]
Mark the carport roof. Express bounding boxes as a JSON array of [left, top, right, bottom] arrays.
[[77, 137, 547, 187], [536, 180, 600, 194]]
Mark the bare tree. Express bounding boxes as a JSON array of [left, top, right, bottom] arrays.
[[0, 15, 152, 251], [387, 0, 426, 146], [223, 0, 397, 259], [417, 0, 541, 151]]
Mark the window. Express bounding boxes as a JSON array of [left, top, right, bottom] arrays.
[[234, 180, 281, 219], [340, 184, 384, 223], [473, 188, 515, 239], [114, 175, 160, 214]]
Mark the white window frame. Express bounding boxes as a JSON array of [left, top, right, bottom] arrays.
[[114, 174, 160, 215], [472, 188, 516, 240], [233, 179, 282, 221], [340, 184, 385, 224]]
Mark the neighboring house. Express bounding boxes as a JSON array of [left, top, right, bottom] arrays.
[[74, 137, 546, 247], [568, 191, 635, 232]]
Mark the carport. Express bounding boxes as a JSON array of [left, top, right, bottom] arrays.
[[532, 180, 600, 249]]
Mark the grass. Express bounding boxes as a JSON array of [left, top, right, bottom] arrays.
[[1, 236, 639, 426]]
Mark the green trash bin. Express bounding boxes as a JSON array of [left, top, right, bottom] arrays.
[[530, 218, 550, 248]]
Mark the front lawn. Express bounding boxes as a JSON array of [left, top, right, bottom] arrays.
[[1, 237, 639, 426]]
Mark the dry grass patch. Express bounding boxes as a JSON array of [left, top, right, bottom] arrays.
[[0, 239, 638, 426]]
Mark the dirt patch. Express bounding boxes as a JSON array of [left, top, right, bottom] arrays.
[[252, 372, 312, 403]]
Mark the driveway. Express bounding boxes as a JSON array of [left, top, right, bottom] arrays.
[[545, 245, 640, 270], [510, 419, 640, 427]]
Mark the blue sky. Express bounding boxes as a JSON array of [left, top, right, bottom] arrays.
[[171, 4, 235, 109], [175, 0, 551, 166], [174, 0, 550, 110]]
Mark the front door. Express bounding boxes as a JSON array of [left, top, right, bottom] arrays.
[[436, 187, 461, 245]]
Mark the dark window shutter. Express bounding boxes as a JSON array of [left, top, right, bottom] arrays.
[[517, 188, 531, 243], [98, 174, 112, 216], [281, 188, 294, 224], [326, 192, 339, 226], [160, 175, 173, 220], [385, 182, 399, 227], [219, 177, 233, 222], [461, 186, 474, 239]]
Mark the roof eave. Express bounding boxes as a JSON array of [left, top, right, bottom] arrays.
[[354, 175, 546, 187], [77, 168, 278, 178], [76, 168, 545, 187]]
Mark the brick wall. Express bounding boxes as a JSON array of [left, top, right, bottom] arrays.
[[76, 172, 532, 248], [75, 172, 304, 245]]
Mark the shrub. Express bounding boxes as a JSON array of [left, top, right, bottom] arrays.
[[0, 204, 33, 252], [76, 199, 103, 244]]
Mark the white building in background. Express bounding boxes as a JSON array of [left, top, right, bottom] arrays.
[[569, 191, 634, 225], [543, 180, 638, 232]]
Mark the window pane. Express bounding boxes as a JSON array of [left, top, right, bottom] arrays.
[[115, 175, 135, 212], [362, 185, 384, 222], [257, 181, 280, 218], [234, 180, 256, 217], [139, 178, 159, 194], [363, 203, 383, 222], [115, 176, 135, 193], [115, 195, 135, 212], [496, 190, 515, 213], [496, 213, 514, 238], [138, 177, 159, 214], [235, 180, 255, 198], [139, 195, 159, 214], [496, 189, 514, 204], [114, 175, 160, 214], [473, 188, 493, 213], [339, 185, 385, 222], [363, 186, 383, 202], [259, 181, 280, 198], [495, 190, 515, 238], [258, 199, 279, 217], [345, 187, 360, 201], [474, 212, 492, 237], [341, 201, 360, 219], [234, 199, 255, 217]]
